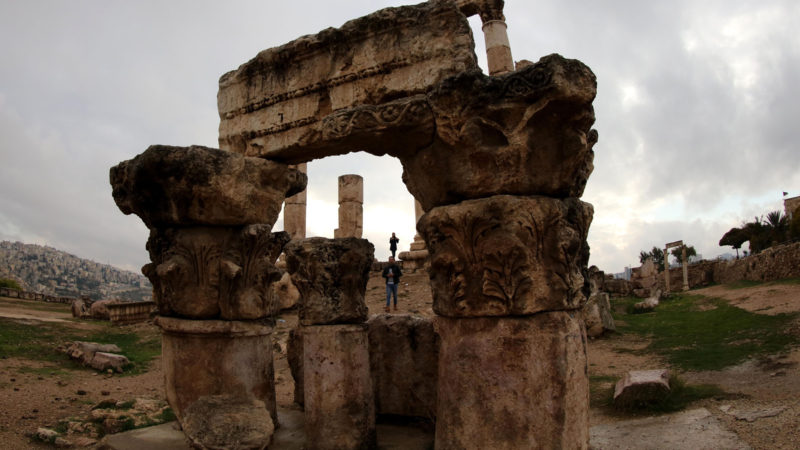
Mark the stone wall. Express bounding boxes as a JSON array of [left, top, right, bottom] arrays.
[[653, 242, 800, 290], [0, 287, 75, 304]]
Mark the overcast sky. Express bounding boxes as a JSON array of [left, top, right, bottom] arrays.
[[1, 0, 798, 275]]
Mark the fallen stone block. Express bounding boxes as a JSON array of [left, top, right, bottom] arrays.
[[89, 352, 130, 373], [614, 369, 671, 409]]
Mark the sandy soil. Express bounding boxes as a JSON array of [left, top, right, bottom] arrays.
[[1, 271, 799, 448]]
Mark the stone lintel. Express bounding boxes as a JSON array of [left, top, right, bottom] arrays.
[[218, 1, 477, 160]]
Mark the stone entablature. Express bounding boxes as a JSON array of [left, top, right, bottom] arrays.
[[217, 1, 477, 160]]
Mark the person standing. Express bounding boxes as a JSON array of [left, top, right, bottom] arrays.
[[382, 256, 402, 312], [389, 232, 399, 258]]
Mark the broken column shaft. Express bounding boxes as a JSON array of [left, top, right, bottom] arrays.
[[285, 237, 376, 450]]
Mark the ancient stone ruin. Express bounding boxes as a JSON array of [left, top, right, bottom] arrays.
[[110, 0, 598, 447]]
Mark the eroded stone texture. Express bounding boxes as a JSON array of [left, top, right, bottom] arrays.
[[613, 369, 671, 409], [287, 327, 304, 407], [217, 1, 477, 161], [435, 312, 589, 449], [143, 225, 289, 320], [400, 54, 598, 211], [284, 162, 308, 240], [182, 395, 274, 450], [157, 317, 277, 425], [284, 237, 374, 325], [418, 195, 592, 317], [367, 314, 438, 418], [110, 145, 306, 227], [303, 324, 375, 450], [334, 174, 364, 238], [583, 291, 615, 338]]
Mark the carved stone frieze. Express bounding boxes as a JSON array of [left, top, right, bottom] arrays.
[[144, 225, 289, 320], [110, 145, 306, 227], [418, 195, 593, 317], [218, 0, 476, 160], [284, 237, 374, 325], [400, 54, 598, 211]]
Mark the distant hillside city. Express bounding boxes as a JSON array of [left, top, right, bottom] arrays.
[[0, 241, 151, 301]]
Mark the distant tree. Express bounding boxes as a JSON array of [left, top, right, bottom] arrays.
[[719, 227, 748, 258], [670, 245, 697, 264], [0, 278, 22, 290], [638, 246, 665, 271]]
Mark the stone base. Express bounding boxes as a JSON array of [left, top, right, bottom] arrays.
[[156, 317, 277, 427], [434, 312, 589, 449], [398, 249, 429, 272], [304, 324, 376, 449], [367, 314, 438, 419]]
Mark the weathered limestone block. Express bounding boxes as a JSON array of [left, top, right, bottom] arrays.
[[401, 54, 598, 211], [418, 195, 592, 317], [182, 395, 274, 450], [367, 314, 438, 418], [156, 317, 277, 425], [334, 202, 363, 238], [272, 272, 300, 311], [143, 225, 289, 320], [110, 145, 306, 227], [71, 298, 91, 318], [284, 163, 308, 240], [435, 312, 589, 449], [338, 174, 363, 203], [217, 1, 477, 161], [583, 291, 615, 338], [303, 324, 375, 450], [90, 299, 119, 320], [89, 352, 130, 373], [613, 369, 671, 409], [284, 237, 374, 325]]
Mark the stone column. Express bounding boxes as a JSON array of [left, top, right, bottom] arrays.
[[482, 17, 514, 75], [334, 174, 363, 238], [396, 55, 598, 449], [664, 248, 671, 293], [109, 145, 306, 449], [285, 237, 376, 450], [418, 196, 592, 449], [681, 246, 689, 291], [284, 163, 308, 240]]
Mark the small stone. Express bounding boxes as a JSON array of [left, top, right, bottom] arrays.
[[77, 390, 87, 395], [101, 390, 110, 396]]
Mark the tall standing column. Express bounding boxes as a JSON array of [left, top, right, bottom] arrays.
[[285, 237, 376, 450], [682, 246, 690, 291], [482, 17, 514, 75], [664, 248, 671, 293], [334, 174, 363, 238], [284, 163, 308, 240]]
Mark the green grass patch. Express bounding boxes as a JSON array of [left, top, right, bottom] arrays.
[[772, 277, 800, 286], [611, 293, 799, 371], [0, 297, 72, 313], [725, 280, 764, 289], [0, 318, 160, 375]]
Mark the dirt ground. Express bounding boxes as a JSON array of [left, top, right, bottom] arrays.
[[1, 272, 799, 448]]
